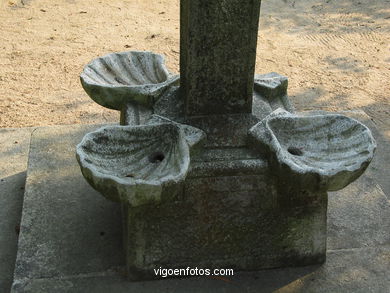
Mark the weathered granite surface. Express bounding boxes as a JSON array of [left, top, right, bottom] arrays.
[[77, 39, 355, 277], [123, 180, 327, 280], [10, 115, 390, 291], [77, 120, 206, 206], [77, 63, 376, 278], [326, 111, 390, 249], [152, 72, 295, 123], [13, 125, 124, 283], [76, 0, 377, 277], [11, 247, 390, 293], [180, 0, 261, 115], [0, 128, 33, 293], [80, 51, 179, 110], [345, 111, 390, 198], [252, 73, 294, 120], [249, 110, 376, 192]]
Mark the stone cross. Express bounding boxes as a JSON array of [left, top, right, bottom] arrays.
[[180, 0, 262, 116]]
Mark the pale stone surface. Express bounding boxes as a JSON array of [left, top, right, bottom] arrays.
[[344, 111, 390, 198], [76, 120, 205, 206], [11, 247, 390, 293], [302, 110, 389, 198], [0, 128, 33, 293], [78, 76, 376, 278], [13, 125, 124, 282], [152, 73, 296, 124], [120, 102, 152, 126], [253, 72, 295, 119], [327, 111, 390, 249], [249, 110, 376, 192], [74, 0, 377, 280], [78, 45, 337, 276], [276, 246, 390, 293], [80, 51, 179, 110], [185, 113, 258, 147], [77, 120, 329, 278], [123, 174, 327, 279], [180, 0, 261, 116], [11, 115, 389, 291], [328, 180, 390, 250], [78, 67, 377, 279]]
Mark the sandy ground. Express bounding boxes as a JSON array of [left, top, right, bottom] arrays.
[[0, 0, 389, 139]]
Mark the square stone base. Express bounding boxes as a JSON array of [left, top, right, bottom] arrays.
[[122, 150, 327, 280], [9, 117, 390, 292]]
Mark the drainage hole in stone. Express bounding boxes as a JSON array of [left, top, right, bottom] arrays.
[[149, 151, 165, 163], [100, 231, 105, 236], [288, 147, 304, 156]]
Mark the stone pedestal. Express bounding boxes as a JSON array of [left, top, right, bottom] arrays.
[[75, 0, 376, 281], [122, 148, 327, 280], [117, 87, 328, 279], [9, 116, 388, 291]]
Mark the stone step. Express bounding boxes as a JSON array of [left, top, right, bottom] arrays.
[[3, 110, 390, 292], [0, 128, 33, 293]]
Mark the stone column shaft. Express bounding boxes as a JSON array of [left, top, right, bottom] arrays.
[[180, 0, 262, 116]]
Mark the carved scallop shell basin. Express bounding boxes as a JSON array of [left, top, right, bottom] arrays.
[[249, 111, 376, 191], [80, 51, 179, 110], [76, 123, 191, 207]]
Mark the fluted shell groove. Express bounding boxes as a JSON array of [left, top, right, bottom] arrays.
[[80, 51, 179, 110], [249, 110, 376, 191], [76, 122, 204, 206]]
